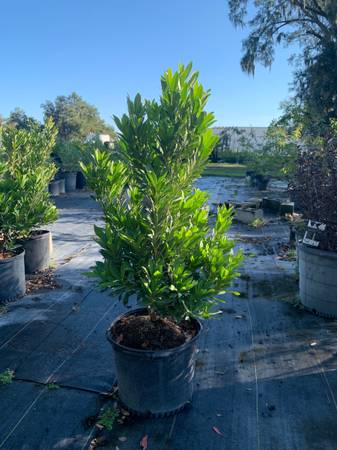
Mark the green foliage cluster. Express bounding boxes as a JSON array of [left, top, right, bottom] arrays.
[[97, 407, 120, 431], [82, 64, 242, 321], [246, 121, 299, 179], [0, 118, 58, 252], [0, 369, 14, 386], [54, 138, 111, 172]]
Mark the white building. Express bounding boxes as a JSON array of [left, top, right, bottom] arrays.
[[212, 126, 268, 151]]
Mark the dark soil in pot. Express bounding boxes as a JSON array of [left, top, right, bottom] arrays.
[[21, 230, 52, 274], [0, 247, 25, 302], [111, 313, 198, 350], [107, 308, 202, 417]]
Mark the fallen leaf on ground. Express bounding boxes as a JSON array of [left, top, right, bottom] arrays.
[[212, 426, 223, 436], [140, 434, 148, 449]]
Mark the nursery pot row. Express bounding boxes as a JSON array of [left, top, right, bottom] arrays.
[[0, 231, 52, 303], [49, 171, 86, 195], [107, 308, 202, 416]]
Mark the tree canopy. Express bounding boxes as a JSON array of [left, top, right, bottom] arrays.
[[42, 92, 114, 141], [228, 0, 337, 127], [7, 108, 40, 130], [228, 0, 337, 74]]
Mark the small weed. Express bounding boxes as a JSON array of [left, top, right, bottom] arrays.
[[97, 407, 120, 431], [247, 252, 257, 258], [0, 305, 8, 315], [286, 248, 297, 261], [47, 383, 59, 390], [250, 218, 265, 228], [0, 369, 14, 386]]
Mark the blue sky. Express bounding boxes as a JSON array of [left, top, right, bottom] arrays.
[[1, 0, 295, 127]]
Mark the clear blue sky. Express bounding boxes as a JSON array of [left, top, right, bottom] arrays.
[[1, 0, 294, 127]]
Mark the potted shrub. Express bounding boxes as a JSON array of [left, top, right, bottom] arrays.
[[82, 64, 243, 416], [76, 139, 110, 189], [0, 167, 26, 301], [247, 122, 297, 190], [290, 126, 337, 316], [0, 119, 58, 275], [54, 140, 82, 192]]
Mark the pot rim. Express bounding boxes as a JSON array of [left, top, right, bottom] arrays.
[[19, 230, 51, 244], [107, 307, 202, 356], [0, 246, 25, 264], [298, 241, 337, 260], [27, 230, 51, 241]]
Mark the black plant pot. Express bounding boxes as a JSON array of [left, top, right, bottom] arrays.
[[246, 170, 255, 178], [0, 247, 26, 303], [107, 308, 202, 417], [64, 171, 77, 192], [49, 180, 60, 196], [21, 230, 52, 274], [254, 175, 269, 191], [58, 178, 66, 194], [76, 171, 87, 189], [298, 243, 337, 317]]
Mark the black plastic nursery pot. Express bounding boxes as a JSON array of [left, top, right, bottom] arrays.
[[58, 178, 66, 194], [48, 180, 60, 196], [0, 247, 26, 302], [107, 308, 202, 417], [298, 243, 337, 318], [21, 230, 52, 274], [76, 171, 87, 189], [64, 171, 77, 192], [254, 175, 269, 191]]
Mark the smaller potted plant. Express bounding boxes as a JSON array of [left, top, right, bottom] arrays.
[[54, 140, 82, 192], [0, 172, 26, 302], [0, 119, 58, 275], [247, 122, 297, 190], [83, 64, 242, 416], [290, 125, 337, 316]]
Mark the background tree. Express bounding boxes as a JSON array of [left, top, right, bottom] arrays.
[[7, 108, 40, 130], [293, 43, 337, 127], [228, 0, 337, 74], [228, 0, 337, 126], [42, 92, 114, 141]]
